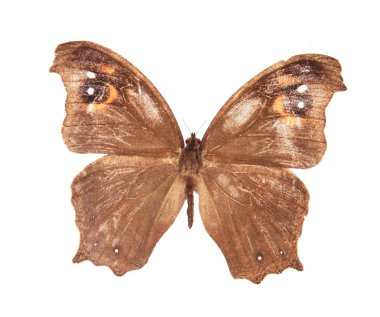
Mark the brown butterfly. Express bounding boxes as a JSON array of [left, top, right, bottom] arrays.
[[50, 41, 346, 283]]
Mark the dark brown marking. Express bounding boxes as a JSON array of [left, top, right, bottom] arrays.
[[281, 59, 324, 77], [281, 94, 313, 117], [80, 80, 110, 103]]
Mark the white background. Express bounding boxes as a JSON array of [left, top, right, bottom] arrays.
[[1, 1, 379, 316]]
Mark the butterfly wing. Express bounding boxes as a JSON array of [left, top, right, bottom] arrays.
[[201, 54, 346, 168], [199, 55, 345, 283], [198, 163, 308, 283], [51, 42, 187, 275], [50, 41, 183, 155], [72, 155, 186, 275]]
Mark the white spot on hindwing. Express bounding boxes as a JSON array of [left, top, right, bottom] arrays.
[[223, 98, 262, 132]]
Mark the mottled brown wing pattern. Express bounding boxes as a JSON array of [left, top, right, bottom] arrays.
[[199, 163, 308, 283], [51, 43, 346, 284], [201, 55, 346, 168], [198, 54, 345, 283], [72, 155, 186, 275], [50, 41, 183, 155]]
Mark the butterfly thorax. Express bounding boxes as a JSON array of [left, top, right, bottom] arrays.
[[180, 132, 202, 175]]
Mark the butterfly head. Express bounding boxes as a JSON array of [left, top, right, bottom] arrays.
[[185, 133, 201, 150]]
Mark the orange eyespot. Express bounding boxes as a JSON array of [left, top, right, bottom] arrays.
[[272, 95, 303, 127], [81, 83, 119, 113], [104, 84, 118, 104]]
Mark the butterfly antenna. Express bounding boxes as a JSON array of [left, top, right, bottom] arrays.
[[182, 119, 192, 134], [196, 120, 207, 135]]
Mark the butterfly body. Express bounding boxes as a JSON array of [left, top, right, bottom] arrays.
[[180, 133, 202, 228], [51, 41, 345, 283]]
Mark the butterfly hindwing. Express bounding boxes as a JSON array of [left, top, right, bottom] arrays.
[[199, 163, 308, 283], [50, 41, 183, 155], [72, 155, 186, 275], [201, 54, 346, 168]]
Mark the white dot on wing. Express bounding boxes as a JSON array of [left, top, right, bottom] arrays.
[[86, 71, 96, 79], [297, 101, 305, 109], [297, 84, 308, 93], [87, 87, 95, 95]]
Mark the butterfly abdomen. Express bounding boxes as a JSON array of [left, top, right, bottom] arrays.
[[185, 181, 195, 229]]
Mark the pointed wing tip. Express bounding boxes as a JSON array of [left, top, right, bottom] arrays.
[[334, 76, 347, 93], [292, 258, 304, 271], [49, 64, 57, 73], [287, 53, 347, 92], [49, 41, 94, 74], [72, 250, 86, 263], [339, 82, 348, 92]]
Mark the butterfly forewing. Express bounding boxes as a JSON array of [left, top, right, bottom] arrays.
[[201, 54, 346, 168], [72, 155, 186, 275], [50, 41, 183, 155]]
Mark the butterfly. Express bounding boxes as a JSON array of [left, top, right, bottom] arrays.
[[50, 41, 346, 283]]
